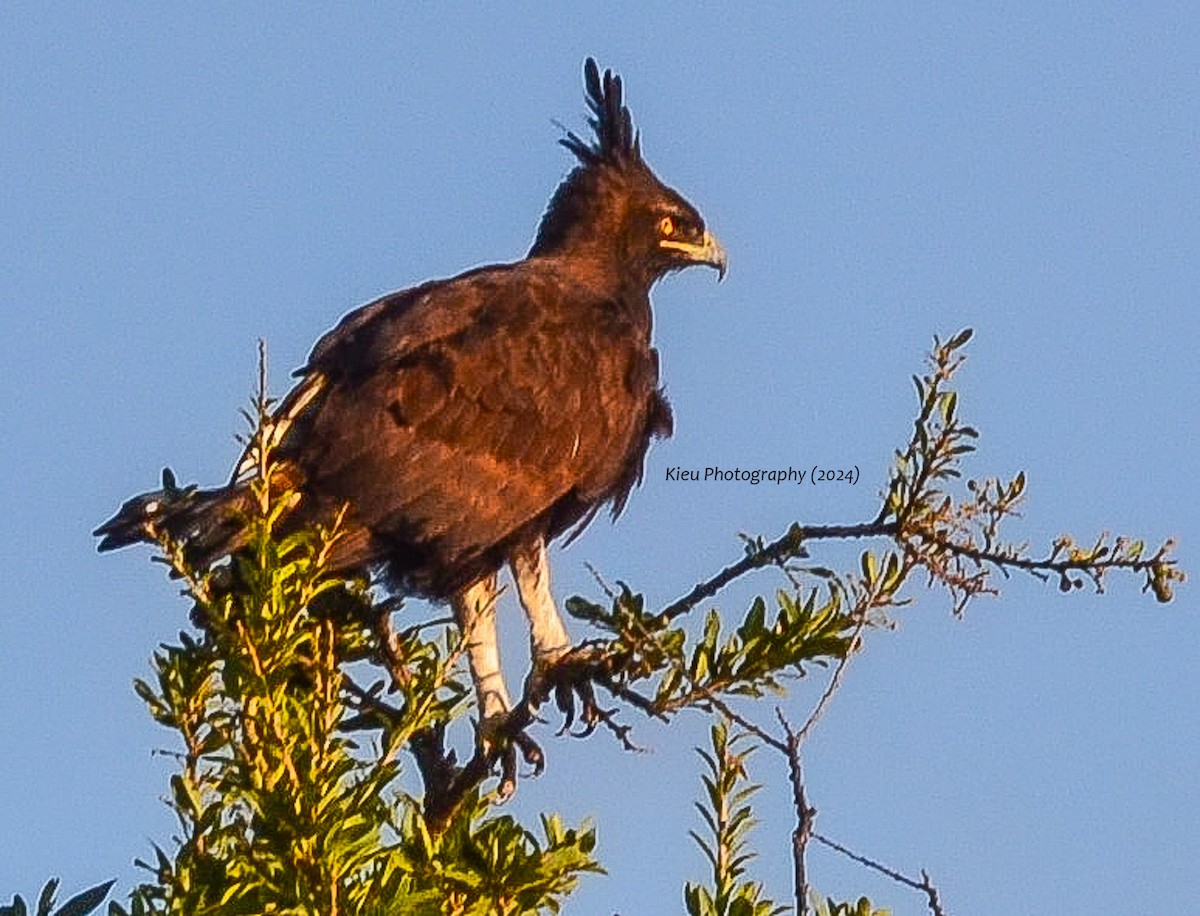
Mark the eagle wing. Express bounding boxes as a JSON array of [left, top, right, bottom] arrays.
[[277, 261, 651, 596]]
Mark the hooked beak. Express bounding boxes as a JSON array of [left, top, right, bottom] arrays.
[[660, 230, 728, 280]]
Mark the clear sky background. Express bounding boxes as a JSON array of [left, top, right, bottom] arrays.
[[2, 5, 1197, 913]]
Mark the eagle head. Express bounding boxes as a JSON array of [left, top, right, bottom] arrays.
[[530, 58, 727, 287]]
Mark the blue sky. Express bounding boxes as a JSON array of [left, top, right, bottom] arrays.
[[2, 5, 1197, 913]]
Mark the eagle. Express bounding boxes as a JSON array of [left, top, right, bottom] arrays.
[[97, 58, 725, 752]]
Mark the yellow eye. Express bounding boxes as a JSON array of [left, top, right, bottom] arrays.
[[658, 216, 675, 237]]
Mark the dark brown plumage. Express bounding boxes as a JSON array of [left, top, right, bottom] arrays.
[[97, 58, 725, 732]]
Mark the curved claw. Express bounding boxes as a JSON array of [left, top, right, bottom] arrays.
[[513, 729, 545, 776], [496, 742, 518, 803], [572, 705, 619, 740], [569, 680, 604, 737], [533, 649, 633, 745], [481, 706, 548, 805], [554, 680, 576, 735], [572, 719, 599, 739]]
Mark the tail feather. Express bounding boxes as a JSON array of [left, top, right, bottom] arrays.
[[94, 467, 252, 566]]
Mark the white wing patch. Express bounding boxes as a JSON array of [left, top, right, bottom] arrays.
[[230, 373, 328, 484]]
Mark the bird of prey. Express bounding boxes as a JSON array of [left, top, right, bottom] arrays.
[[97, 58, 725, 757]]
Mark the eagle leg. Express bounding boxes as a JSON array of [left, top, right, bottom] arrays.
[[511, 536, 573, 665], [451, 574, 545, 795], [512, 537, 606, 732], [451, 574, 512, 732]]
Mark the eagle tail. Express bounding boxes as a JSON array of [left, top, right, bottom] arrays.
[[94, 467, 253, 567]]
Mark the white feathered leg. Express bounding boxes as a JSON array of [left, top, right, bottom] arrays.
[[511, 537, 572, 665], [511, 536, 604, 735], [451, 574, 511, 722]]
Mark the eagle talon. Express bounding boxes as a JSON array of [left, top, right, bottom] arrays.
[[479, 710, 546, 802], [476, 708, 511, 756], [554, 681, 577, 734], [496, 743, 518, 803], [572, 701, 619, 740], [525, 647, 613, 740], [512, 729, 545, 776]]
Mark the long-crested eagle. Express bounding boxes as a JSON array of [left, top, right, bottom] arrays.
[[96, 58, 725, 758]]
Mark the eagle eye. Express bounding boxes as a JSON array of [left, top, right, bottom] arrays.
[[658, 216, 675, 238]]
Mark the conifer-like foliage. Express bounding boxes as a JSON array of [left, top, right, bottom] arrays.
[[1, 879, 114, 916], [92, 332, 1178, 914], [116, 360, 601, 916], [684, 720, 785, 916]]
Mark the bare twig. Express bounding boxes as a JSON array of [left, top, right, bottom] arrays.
[[776, 710, 815, 916], [655, 522, 895, 626], [583, 561, 617, 600], [916, 529, 1175, 581], [699, 692, 787, 755], [794, 610, 869, 746], [654, 514, 1176, 636], [812, 833, 946, 916]]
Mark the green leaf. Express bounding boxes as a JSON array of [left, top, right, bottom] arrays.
[[53, 882, 115, 916], [940, 390, 957, 424], [947, 326, 974, 349], [36, 880, 58, 916], [860, 551, 878, 584]]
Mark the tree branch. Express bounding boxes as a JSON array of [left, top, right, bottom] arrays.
[[776, 710, 815, 916], [811, 833, 946, 916], [655, 521, 899, 626]]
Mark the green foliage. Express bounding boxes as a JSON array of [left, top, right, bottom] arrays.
[[565, 585, 686, 683], [0, 880, 114, 916], [881, 328, 1181, 612], [664, 588, 857, 711], [566, 581, 860, 719], [121, 489, 399, 913], [808, 896, 888, 916], [114, 386, 600, 915], [386, 793, 601, 915], [96, 332, 1177, 915], [684, 720, 785, 916]]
